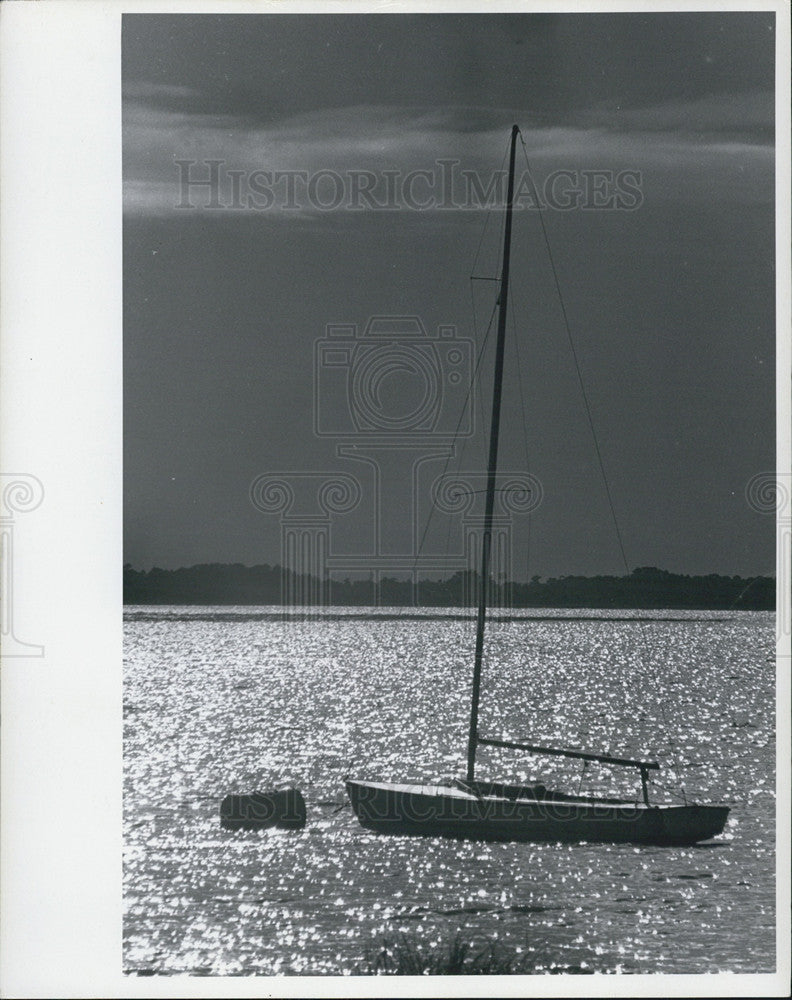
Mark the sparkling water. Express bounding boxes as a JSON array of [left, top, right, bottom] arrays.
[[124, 607, 775, 975]]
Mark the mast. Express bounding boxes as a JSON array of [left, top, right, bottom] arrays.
[[466, 124, 520, 782]]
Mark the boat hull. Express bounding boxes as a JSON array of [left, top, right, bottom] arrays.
[[345, 780, 729, 846]]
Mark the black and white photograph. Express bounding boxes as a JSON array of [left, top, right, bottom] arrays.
[[1, 1, 790, 995]]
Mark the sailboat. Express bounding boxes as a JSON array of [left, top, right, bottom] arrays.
[[345, 126, 730, 846]]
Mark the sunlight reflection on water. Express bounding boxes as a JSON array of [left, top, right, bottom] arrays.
[[124, 607, 775, 975]]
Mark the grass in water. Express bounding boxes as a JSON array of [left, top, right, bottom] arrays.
[[362, 930, 591, 975]]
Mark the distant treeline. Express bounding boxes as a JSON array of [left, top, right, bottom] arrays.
[[123, 563, 774, 610]]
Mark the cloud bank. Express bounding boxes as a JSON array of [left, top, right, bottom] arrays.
[[123, 85, 773, 217]]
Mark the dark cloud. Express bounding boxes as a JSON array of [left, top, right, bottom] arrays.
[[123, 12, 776, 577], [122, 12, 774, 123]]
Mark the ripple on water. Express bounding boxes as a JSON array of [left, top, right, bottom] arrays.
[[124, 607, 775, 974]]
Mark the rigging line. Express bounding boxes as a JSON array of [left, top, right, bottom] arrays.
[[414, 303, 496, 586], [409, 296, 501, 592], [470, 278, 500, 471], [446, 290, 474, 566], [494, 174, 508, 295], [470, 278, 501, 473], [475, 305, 493, 471], [509, 283, 533, 481], [467, 135, 512, 485], [725, 574, 766, 611], [517, 130, 684, 791], [652, 778, 688, 804], [462, 259, 503, 568], [469, 273, 480, 352], [639, 624, 689, 795], [508, 281, 534, 580], [468, 135, 511, 282], [516, 130, 630, 575]]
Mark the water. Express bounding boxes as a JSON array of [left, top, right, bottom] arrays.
[[123, 607, 776, 975]]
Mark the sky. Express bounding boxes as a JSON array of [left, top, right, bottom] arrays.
[[123, 11, 776, 580]]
